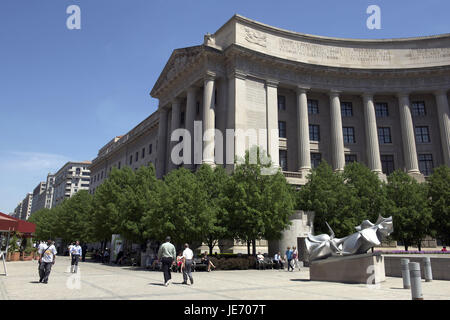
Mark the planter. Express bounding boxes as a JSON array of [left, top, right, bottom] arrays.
[[21, 254, 33, 261], [7, 252, 20, 261]]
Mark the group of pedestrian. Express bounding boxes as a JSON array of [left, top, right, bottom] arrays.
[[272, 246, 301, 271], [36, 239, 85, 284], [157, 236, 194, 287]]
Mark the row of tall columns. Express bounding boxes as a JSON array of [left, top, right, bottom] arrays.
[[297, 89, 450, 176], [157, 79, 450, 178]]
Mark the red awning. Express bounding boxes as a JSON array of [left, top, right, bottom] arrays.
[[0, 212, 36, 234]]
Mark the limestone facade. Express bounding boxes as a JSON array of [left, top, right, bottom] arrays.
[[90, 15, 450, 253]]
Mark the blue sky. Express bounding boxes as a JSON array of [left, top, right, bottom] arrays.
[[1, 0, 449, 213]]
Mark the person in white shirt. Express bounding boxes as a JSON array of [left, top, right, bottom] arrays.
[[68, 242, 74, 259], [70, 241, 82, 273], [38, 240, 57, 284], [181, 243, 194, 285]]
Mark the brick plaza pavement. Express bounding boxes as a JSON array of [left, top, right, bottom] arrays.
[[1, 256, 449, 300]]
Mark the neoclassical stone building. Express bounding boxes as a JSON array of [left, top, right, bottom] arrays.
[[90, 15, 450, 253]]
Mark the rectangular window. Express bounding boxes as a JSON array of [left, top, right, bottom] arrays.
[[149, 144, 152, 155], [341, 102, 353, 117], [375, 103, 389, 117], [311, 153, 321, 169], [343, 127, 355, 144], [381, 155, 395, 176], [419, 154, 433, 176], [278, 95, 286, 111], [412, 101, 426, 116], [142, 148, 145, 158], [129, 155, 133, 165], [118, 161, 121, 169], [345, 154, 357, 164], [279, 150, 288, 171], [309, 124, 320, 142], [415, 126, 430, 143], [278, 121, 287, 138], [196, 102, 200, 115], [378, 127, 392, 144], [135, 152, 138, 162], [308, 99, 319, 114]]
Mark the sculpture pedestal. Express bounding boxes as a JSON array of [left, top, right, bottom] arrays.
[[309, 253, 385, 284]]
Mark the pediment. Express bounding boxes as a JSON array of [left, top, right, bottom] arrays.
[[151, 45, 205, 98]]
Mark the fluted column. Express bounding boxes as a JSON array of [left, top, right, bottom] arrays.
[[156, 107, 168, 178], [169, 99, 182, 171], [266, 80, 279, 169], [397, 92, 420, 174], [434, 90, 450, 167], [362, 93, 383, 174], [329, 90, 345, 171], [297, 86, 311, 174], [185, 88, 197, 170], [203, 72, 216, 166]]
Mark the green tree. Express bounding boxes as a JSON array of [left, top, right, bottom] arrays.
[[343, 162, 389, 223], [427, 166, 450, 246], [226, 147, 294, 255], [195, 164, 230, 254], [28, 208, 58, 241], [386, 170, 433, 251], [53, 190, 93, 243], [91, 167, 133, 246], [145, 167, 208, 246], [297, 161, 357, 237]]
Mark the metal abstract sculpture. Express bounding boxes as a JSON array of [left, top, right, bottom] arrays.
[[305, 216, 393, 261]]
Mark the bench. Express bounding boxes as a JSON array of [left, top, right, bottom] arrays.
[[193, 258, 208, 272]]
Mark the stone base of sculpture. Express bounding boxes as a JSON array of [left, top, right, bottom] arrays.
[[309, 253, 385, 284]]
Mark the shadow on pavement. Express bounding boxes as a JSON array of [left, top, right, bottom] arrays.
[[289, 279, 311, 282], [29, 281, 41, 284]]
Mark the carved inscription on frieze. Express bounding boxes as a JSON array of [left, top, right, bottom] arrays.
[[406, 48, 450, 60], [279, 39, 392, 63]]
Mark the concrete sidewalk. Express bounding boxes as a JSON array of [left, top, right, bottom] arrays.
[[0, 257, 449, 300]]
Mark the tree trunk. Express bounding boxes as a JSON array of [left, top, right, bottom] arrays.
[[404, 243, 408, 251], [247, 241, 251, 255], [208, 243, 214, 255], [252, 239, 256, 256], [417, 242, 422, 252]]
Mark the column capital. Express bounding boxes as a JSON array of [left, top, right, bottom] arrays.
[[361, 92, 376, 101], [296, 86, 310, 94], [266, 79, 279, 88], [396, 91, 411, 100], [204, 70, 216, 81], [433, 89, 449, 96], [227, 70, 247, 80], [329, 89, 342, 98]]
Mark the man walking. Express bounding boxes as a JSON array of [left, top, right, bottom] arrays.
[[182, 243, 194, 285], [285, 246, 293, 272], [157, 236, 176, 286], [70, 240, 82, 273], [38, 240, 57, 284]]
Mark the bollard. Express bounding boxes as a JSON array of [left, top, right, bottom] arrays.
[[409, 262, 423, 300], [423, 257, 433, 282], [401, 258, 410, 289]]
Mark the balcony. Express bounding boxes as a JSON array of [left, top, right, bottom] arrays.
[[282, 171, 308, 186]]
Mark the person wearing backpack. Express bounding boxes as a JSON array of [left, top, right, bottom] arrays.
[[38, 240, 57, 284]]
